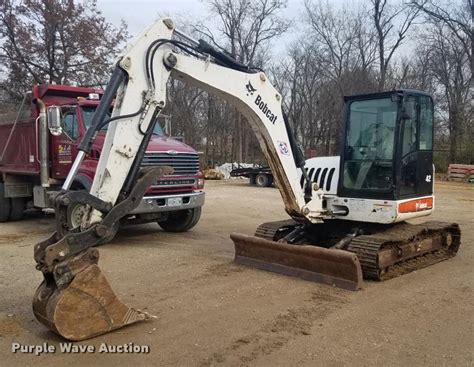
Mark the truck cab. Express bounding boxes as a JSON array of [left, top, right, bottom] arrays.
[[0, 84, 204, 240]]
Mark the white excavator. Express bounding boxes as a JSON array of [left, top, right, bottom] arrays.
[[32, 18, 461, 341]]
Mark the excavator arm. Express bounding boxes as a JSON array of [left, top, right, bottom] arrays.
[[70, 19, 324, 226], [32, 18, 362, 341], [162, 49, 325, 220]]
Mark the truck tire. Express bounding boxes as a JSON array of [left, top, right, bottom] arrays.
[[256, 173, 271, 187], [0, 184, 11, 222], [158, 207, 201, 232], [67, 201, 119, 246], [67, 201, 89, 230], [267, 175, 274, 187], [9, 197, 25, 221]]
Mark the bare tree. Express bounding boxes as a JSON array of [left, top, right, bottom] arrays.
[[428, 25, 471, 162], [198, 0, 288, 64], [0, 0, 128, 100], [305, 1, 377, 86], [197, 0, 288, 163], [404, 0, 473, 164], [371, 0, 420, 91], [410, 0, 473, 74], [392, 51, 436, 92], [275, 2, 380, 155]]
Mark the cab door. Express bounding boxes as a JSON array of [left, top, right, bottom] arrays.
[[50, 107, 80, 179], [398, 94, 434, 198], [338, 95, 399, 200]]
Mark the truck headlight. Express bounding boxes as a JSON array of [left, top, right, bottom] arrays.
[[197, 178, 205, 189]]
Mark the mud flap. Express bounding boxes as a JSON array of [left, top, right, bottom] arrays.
[[231, 233, 363, 291]]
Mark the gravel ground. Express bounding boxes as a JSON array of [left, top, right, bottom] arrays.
[[0, 179, 473, 366]]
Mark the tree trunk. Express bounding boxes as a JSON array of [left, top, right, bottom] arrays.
[[449, 107, 459, 163]]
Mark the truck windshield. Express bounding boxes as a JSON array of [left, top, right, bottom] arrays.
[[342, 97, 397, 192], [80, 106, 164, 135]]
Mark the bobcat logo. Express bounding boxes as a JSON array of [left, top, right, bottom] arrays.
[[246, 81, 257, 96], [246, 81, 278, 124]]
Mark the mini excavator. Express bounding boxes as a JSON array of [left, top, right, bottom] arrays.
[[32, 18, 460, 340]]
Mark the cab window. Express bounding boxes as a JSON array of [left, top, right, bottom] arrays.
[[399, 96, 418, 196], [419, 96, 433, 150], [342, 97, 397, 192], [62, 110, 79, 140], [399, 95, 434, 197]]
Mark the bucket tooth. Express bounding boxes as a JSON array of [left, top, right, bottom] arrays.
[[231, 233, 363, 291]]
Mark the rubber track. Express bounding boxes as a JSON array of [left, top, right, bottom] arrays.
[[255, 219, 298, 240], [254, 219, 461, 282], [347, 221, 461, 280]]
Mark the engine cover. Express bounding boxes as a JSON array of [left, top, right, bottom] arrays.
[[303, 156, 340, 194]]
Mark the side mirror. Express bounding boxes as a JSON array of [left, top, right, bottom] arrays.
[[402, 100, 416, 120], [47, 106, 62, 136]]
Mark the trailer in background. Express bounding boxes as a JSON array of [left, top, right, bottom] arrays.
[[230, 164, 273, 187]]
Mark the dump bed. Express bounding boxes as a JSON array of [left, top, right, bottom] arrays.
[[0, 111, 40, 175], [0, 84, 100, 176]]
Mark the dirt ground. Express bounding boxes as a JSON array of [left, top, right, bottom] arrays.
[[0, 180, 473, 366]]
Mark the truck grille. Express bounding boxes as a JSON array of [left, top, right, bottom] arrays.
[[142, 152, 199, 176]]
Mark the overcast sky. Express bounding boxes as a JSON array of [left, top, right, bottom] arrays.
[[95, 0, 425, 63], [96, 0, 300, 44], [95, 0, 367, 54], [97, 0, 209, 36]]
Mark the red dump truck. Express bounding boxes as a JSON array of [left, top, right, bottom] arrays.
[[0, 84, 204, 240]]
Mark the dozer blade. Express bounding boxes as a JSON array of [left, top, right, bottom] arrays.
[[33, 252, 149, 341], [231, 233, 363, 290]]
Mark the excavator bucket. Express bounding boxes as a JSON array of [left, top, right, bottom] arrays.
[[33, 264, 149, 341], [231, 233, 363, 290], [32, 167, 172, 340], [33, 244, 149, 341]]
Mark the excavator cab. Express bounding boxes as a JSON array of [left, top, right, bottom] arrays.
[[340, 90, 434, 201]]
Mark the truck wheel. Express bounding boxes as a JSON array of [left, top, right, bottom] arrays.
[[0, 184, 11, 222], [67, 202, 119, 246], [158, 207, 201, 232], [67, 202, 89, 230], [9, 197, 25, 221], [267, 175, 274, 187], [256, 173, 270, 187]]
